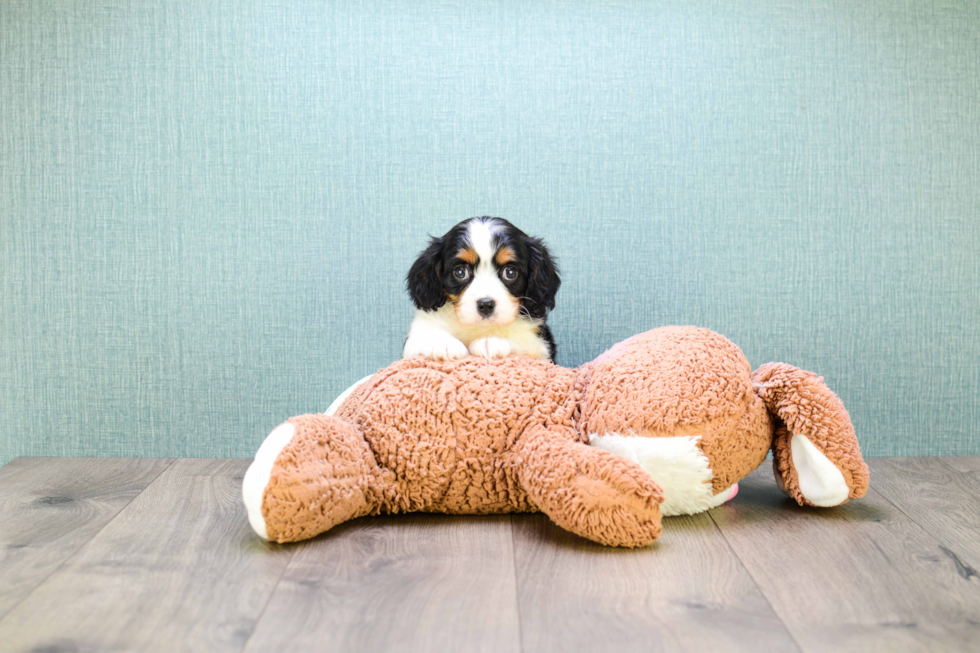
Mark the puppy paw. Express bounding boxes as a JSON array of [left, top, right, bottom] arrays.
[[403, 332, 469, 361], [468, 336, 513, 359]]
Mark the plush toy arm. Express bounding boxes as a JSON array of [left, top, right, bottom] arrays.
[[752, 363, 870, 507], [242, 414, 392, 543], [514, 424, 664, 547]]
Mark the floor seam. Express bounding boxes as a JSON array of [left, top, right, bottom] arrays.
[[0, 457, 178, 626], [239, 544, 299, 652], [707, 509, 808, 653], [509, 515, 526, 653]]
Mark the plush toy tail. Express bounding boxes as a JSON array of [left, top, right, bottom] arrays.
[[516, 425, 664, 547], [751, 363, 869, 508]]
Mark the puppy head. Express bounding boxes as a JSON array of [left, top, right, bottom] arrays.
[[406, 217, 561, 326]]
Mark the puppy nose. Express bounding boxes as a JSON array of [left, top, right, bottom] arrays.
[[476, 298, 496, 317]]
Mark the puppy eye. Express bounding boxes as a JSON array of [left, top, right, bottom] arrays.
[[502, 265, 518, 282], [453, 265, 470, 281]]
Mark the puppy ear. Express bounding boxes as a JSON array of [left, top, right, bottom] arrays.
[[406, 237, 447, 311], [524, 237, 561, 319]]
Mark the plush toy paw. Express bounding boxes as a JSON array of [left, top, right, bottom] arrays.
[[774, 432, 851, 507], [517, 426, 664, 547], [556, 446, 665, 547], [242, 414, 382, 543], [403, 332, 469, 361], [242, 421, 297, 540], [754, 363, 870, 508], [468, 336, 513, 359]]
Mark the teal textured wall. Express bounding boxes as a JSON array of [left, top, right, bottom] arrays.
[[2, 1, 978, 464]]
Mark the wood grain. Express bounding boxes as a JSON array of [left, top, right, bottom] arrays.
[[512, 511, 800, 653], [710, 466, 980, 653], [243, 514, 522, 653], [869, 458, 980, 572], [0, 459, 295, 653], [942, 456, 980, 474], [0, 457, 174, 620], [4, 457, 980, 652]]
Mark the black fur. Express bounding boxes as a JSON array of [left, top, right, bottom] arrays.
[[536, 322, 557, 362], [405, 216, 561, 362], [520, 236, 561, 319], [406, 236, 448, 310]]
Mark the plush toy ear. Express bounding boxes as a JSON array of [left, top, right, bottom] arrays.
[[523, 237, 561, 319], [406, 236, 447, 311]]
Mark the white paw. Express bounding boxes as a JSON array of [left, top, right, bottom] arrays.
[[242, 421, 296, 540], [403, 332, 469, 361], [791, 433, 850, 507], [468, 336, 513, 359]]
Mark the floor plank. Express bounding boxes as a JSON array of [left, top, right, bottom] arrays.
[[243, 514, 521, 653], [0, 459, 295, 653], [512, 511, 800, 653], [0, 457, 174, 620], [942, 456, 980, 474], [710, 465, 980, 653], [869, 458, 980, 572], [3, 456, 978, 652]]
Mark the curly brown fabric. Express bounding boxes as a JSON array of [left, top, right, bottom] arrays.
[[753, 363, 870, 506], [254, 326, 868, 547]]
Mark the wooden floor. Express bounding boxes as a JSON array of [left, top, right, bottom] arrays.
[[1, 458, 979, 652]]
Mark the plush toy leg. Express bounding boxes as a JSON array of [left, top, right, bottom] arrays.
[[243, 421, 299, 539], [242, 414, 387, 543], [752, 363, 870, 507], [516, 426, 664, 547]]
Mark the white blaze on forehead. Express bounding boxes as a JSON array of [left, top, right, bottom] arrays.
[[457, 219, 517, 325], [466, 218, 498, 271]]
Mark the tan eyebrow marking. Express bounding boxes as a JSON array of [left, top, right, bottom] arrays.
[[456, 247, 478, 265], [495, 246, 516, 265]]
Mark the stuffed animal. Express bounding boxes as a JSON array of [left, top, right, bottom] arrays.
[[242, 326, 868, 547]]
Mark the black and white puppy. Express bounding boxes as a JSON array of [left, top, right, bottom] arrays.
[[404, 216, 560, 362]]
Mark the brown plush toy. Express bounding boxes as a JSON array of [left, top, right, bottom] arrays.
[[242, 326, 869, 547]]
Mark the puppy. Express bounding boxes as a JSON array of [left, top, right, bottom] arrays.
[[403, 217, 560, 362]]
